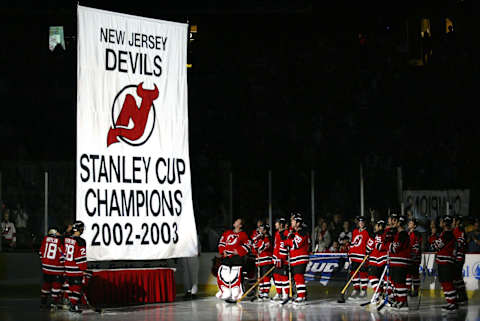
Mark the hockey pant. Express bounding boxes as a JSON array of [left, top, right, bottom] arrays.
[[350, 260, 368, 291], [41, 274, 62, 304], [438, 263, 457, 305], [390, 266, 408, 303], [292, 264, 307, 298], [258, 264, 273, 294], [273, 264, 289, 296], [216, 265, 243, 300]]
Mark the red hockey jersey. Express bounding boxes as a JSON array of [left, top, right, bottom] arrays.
[[409, 230, 423, 264], [389, 230, 411, 267], [251, 234, 273, 266], [218, 230, 250, 258], [39, 235, 64, 275], [63, 236, 87, 277], [273, 230, 289, 262], [285, 228, 309, 266], [429, 230, 455, 265], [453, 227, 466, 262], [366, 232, 387, 267], [348, 228, 369, 264]]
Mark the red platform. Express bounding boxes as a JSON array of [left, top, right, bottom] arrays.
[[87, 267, 176, 306]]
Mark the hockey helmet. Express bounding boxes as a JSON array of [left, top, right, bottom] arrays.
[[72, 220, 85, 233]]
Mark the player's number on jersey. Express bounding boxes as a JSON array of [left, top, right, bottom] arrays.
[[44, 242, 57, 260], [65, 244, 75, 261]]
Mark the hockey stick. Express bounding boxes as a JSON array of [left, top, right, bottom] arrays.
[[225, 266, 275, 304], [249, 265, 261, 302], [337, 254, 370, 303], [417, 252, 431, 310], [376, 255, 390, 312], [360, 264, 388, 307], [281, 256, 293, 305]]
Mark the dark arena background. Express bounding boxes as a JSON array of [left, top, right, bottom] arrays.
[[1, 1, 479, 321]]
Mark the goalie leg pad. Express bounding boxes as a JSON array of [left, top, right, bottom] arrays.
[[229, 266, 243, 300]]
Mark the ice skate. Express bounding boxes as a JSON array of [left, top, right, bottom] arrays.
[[441, 303, 458, 312], [349, 289, 359, 300], [69, 304, 82, 314], [359, 289, 367, 298], [395, 301, 408, 312], [293, 297, 306, 305]]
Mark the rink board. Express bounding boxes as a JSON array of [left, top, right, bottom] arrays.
[[180, 253, 480, 297]]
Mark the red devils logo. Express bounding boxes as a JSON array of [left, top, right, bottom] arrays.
[[226, 234, 239, 246], [107, 82, 159, 147], [351, 234, 363, 247]]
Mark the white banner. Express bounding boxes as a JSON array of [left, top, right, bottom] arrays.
[[403, 189, 470, 219], [77, 6, 197, 261]]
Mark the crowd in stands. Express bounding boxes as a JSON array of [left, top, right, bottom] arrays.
[[1, 202, 30, 252], [310, 211, 480, 254]]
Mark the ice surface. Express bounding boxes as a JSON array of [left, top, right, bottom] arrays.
[[1, 295, 478, 321]]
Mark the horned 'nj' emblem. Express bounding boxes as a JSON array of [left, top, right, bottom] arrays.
[[107, 82, 159, 147]]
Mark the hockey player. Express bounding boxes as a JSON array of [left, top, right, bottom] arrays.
[[250, 218, 264, 240], [63, 221, 87, 313], [39, 228, 64, 310], [251, 223, 274, 300], [429, 216, 458, 311], [285, 215, 310, 305], [387, 215, 411, 311], [381, 212, 398, 299], [272, 217, 289, 302], [366, 219, 387, 302], [406, 219, 422, 297], [452, 215, 467, 305], [216, 218, 250, 301], [348, 216, 370, 299]]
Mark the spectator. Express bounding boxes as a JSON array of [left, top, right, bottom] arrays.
[[338, 220, 352, 243], [313, 216, 325, 245], [329, 213, 343, 241], [467, 220, 480, 253], [422, 30, 432, 65], [14, 204, 28, 229], [314, 221, 331, 252], [338, 236, 349, 253], [328, 240, 340, 253], [14, 204, 29, 248], [1, 210, 16, 251]]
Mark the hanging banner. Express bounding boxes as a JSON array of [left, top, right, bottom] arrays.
[[403, 190, 470, 220], [77, 5, 197, 261]]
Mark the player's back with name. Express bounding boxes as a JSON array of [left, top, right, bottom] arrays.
[[64, 236, 87, 277]]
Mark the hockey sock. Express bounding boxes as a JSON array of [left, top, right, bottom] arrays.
[[274, 273, 288, 295], [293, 273, 306, 298], [41, 282, 51, 300], [260, 275, 271, 294], [394, 282, 408, 303], [359, 272, 368, 291], [51, 281, 62, 303], [68, 284, 82, 305], [351, 271, 360, 290], [406, 274, 412, 289], [369, 276, 382, 294], [441, 282, 457, 305]]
